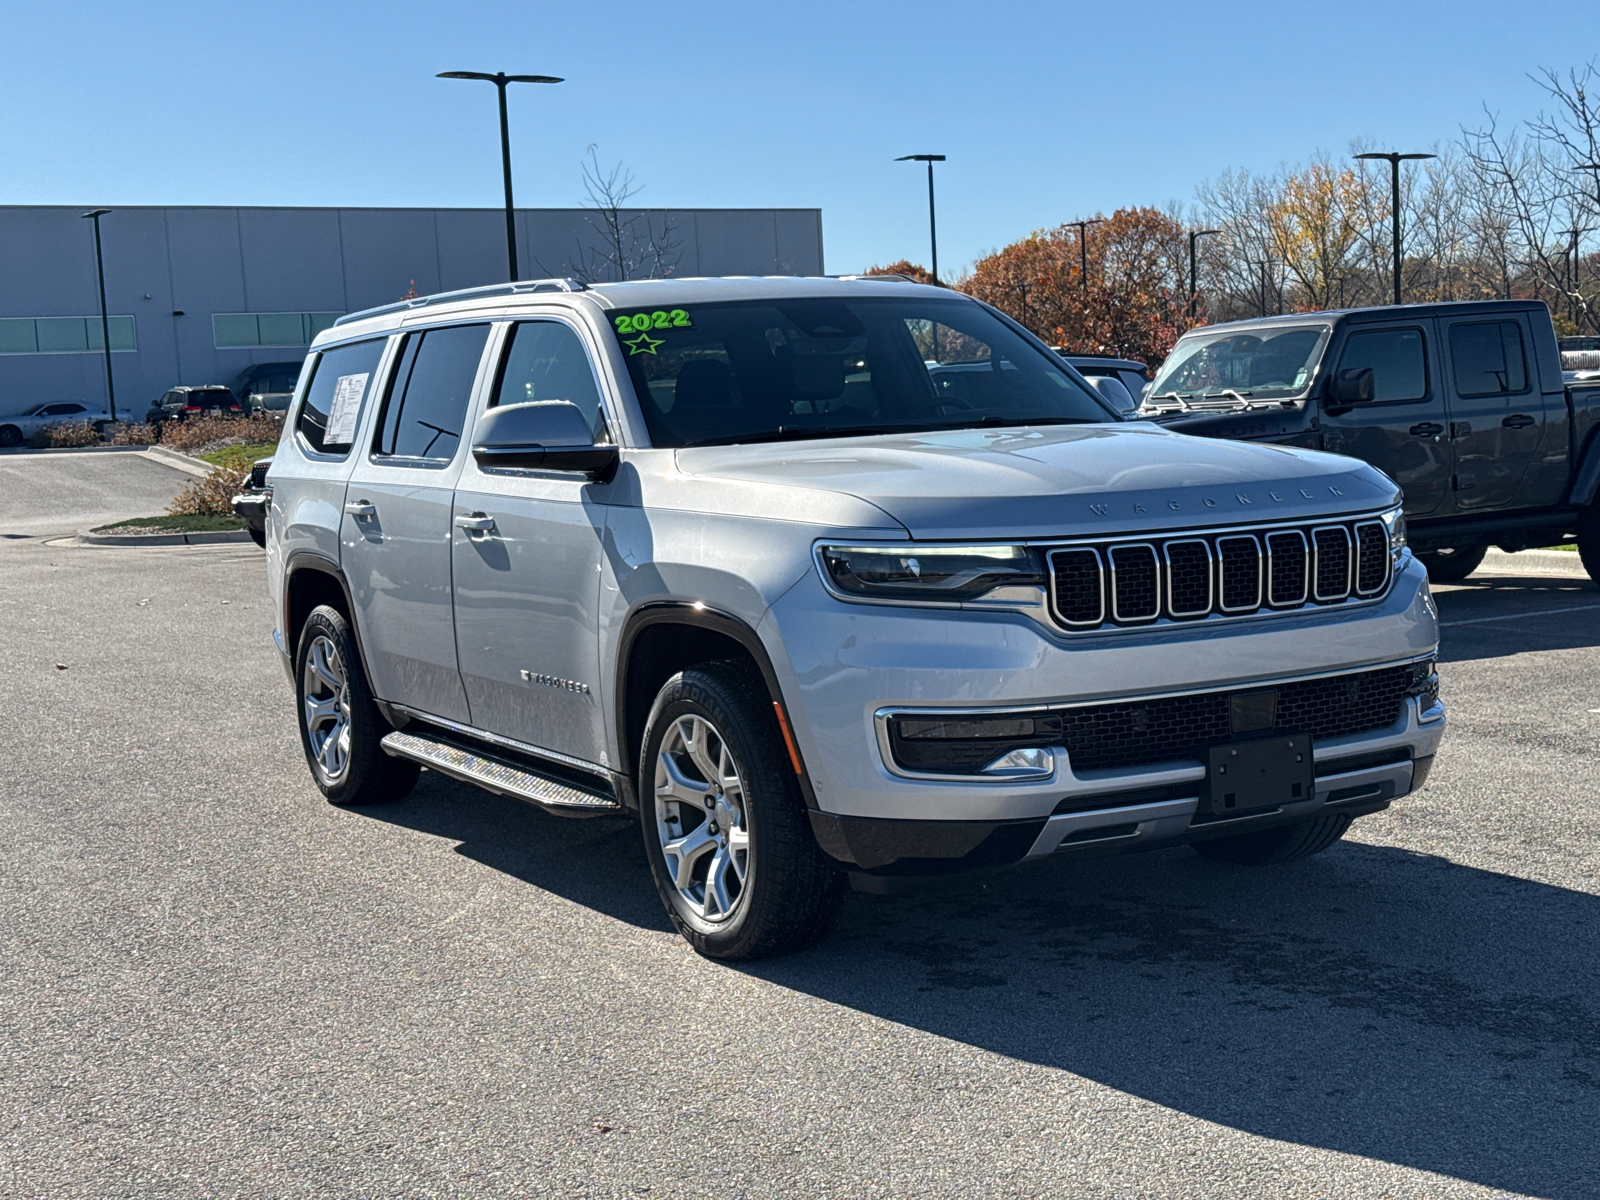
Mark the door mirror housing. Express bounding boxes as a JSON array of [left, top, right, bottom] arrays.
[[1334, 367, 1375, 405], [471, 400, 618, 481]]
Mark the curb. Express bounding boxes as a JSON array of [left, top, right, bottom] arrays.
[[78, 526, 254, 547], [0, 443, 150, 456], [137, 444, 213, 478], [1479, 548, 1590, 577]]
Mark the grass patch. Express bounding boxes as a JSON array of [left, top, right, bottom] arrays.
[[198, 442, 278, 472], [92, 514, 246, 534]]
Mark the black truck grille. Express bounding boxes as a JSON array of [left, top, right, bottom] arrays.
[[885, 662, 1428, 776], [1049, 515, 1390, 631]]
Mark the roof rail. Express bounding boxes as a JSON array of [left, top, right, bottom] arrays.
[[833, 273, 916, 283], [332, 278, 588, 327]]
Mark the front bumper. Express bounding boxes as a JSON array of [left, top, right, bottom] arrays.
[[763, 555, 1443, 875]]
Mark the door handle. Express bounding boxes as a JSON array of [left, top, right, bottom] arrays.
[[1450, 421, 1472, 440], [1501, 413, 1535, 429], [1409, 422, 1444, 438], [344, 501, 376, 518], [454, 513, 497, 534]]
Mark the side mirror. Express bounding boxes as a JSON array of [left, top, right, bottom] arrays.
[[1334, 367, 1375, 404], [471, 400, 618, 481]]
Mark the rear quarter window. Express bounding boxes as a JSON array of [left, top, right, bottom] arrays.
[[295, 339, 387, 457]]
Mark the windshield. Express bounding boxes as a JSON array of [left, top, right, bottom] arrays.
[[605, 297, 1114, 447], [1147, 325, 1331, 402]]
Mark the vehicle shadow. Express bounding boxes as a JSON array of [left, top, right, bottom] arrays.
[[1435, 572, 1600, 663], [364, 773, 1600, 1198]]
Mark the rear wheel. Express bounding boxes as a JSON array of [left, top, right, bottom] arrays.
[[1416, 543, 1486, 582], [294, 605, 418, 806], [1578, 505, 1600, 586], [1191, 813, 1351, 865], [638, 661, 842, 960]]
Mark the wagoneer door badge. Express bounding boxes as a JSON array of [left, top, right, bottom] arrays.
[[520, 669, 591, 695]]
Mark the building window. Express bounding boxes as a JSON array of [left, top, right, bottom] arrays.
[[0, 315, 136, 354], [213, 311, 343, 349]]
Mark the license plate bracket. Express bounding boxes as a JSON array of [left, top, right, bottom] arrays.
[[1202, 732, 1313, 817]]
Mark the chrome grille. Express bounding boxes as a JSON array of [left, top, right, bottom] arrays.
[[1047, 514, 1392, 632]]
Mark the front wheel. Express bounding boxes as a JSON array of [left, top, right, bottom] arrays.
[[294, 605, 418, 806], [1191, 813, 1351, 865], [0, 425, 21, 448], [638, 661, 843, 961], [1415, 544, 1486, 582], [1578, 505, 1600, 586]]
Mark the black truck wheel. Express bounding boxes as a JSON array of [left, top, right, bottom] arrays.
[[638, 660, 843, 961], [1416, 544, 1486, 582], [294, 605, 418, 806], [1576, 505, 1600, 585], [1192, 813, 1352, 865]]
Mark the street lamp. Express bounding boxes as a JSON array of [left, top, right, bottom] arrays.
[[1188, 228, 1220, 320], [895, 155, 945, 283], [1354, 151, 1436, 305], [438, 70, 564, 283], [80, 209, 116, 423], [1069, 218, 1103, 292]]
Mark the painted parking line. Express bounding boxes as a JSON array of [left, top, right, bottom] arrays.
[[1440, 602, 1600, 628]]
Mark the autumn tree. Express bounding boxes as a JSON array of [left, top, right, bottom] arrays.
[[860, 260, 944, 286]]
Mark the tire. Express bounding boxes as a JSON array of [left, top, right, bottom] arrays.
[[0, 425, 21, 448], [638, 660, 843, 961], [1416, 543, 1487, 582], [1191, 813, 1351, 865], [247, 526, 267, 549], [294, 604, 418, 806], [1578, 505, 1600, 586]]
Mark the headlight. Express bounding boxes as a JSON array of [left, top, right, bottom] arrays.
[[1380, 503, 1407, 568], [817, 543, 1046, 602]]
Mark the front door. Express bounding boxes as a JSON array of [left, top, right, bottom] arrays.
[[452, 318, 613, 766], [341, 322, 492, 723], [1440, 314, 1550, 510], [1318, 322, 1452, 517]]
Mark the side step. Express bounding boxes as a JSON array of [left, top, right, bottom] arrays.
[[380, 730, 623, 816]]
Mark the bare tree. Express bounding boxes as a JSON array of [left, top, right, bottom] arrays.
[[548, 146, 683, 283]]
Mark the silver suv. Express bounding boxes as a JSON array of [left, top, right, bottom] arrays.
[[259, 276, 1444, 959]]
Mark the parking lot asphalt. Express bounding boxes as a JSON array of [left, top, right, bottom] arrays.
[[0, 448, 192, 537], [1, 469, 1597, 1198]]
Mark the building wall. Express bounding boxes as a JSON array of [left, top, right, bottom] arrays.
[[0, 205, 825, 416]]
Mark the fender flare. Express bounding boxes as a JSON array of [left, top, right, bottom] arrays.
[[613, 601, 819, 810], [1570, 423, 1600, 508], [283, 551, 376, 688]]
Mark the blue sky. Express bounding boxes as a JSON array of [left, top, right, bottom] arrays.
[[1, 0, 1592, 276]]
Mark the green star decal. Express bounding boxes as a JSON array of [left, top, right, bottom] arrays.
[[624, 331, 664, 356]]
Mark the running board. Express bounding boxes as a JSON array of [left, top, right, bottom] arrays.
[[380, 730, 623, 816]]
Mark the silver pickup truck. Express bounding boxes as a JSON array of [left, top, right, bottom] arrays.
[[255, 276, 1443, 960]]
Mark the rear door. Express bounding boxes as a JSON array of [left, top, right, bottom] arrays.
[[1318, 322, 1452, 517], [1440, 314, 1552, 510], [341, 322, 493, 722], [451, 317, 613, 764]]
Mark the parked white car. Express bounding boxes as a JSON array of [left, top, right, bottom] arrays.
[[0, 401, 115, 447]]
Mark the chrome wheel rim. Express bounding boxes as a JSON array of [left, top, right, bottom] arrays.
[[653, 714, 751, 924], [302, 634, 353, 783]]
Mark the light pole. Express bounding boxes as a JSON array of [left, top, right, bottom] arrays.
[[1069, 218, 1103, 292], [1354, 151, 1435, 305], [81, 209, 116, 423], [1188, 228, 1220, 321], [895, 154, 945, 283], [438, 70, 564, 283]]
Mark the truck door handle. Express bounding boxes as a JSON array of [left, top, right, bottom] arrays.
[[1450, 421, 1472, 439], [1501, 413, 1535, 429], [454, 513, 497, 534], [1409, 422, 1444, 438], [344, 501, 376, 518]]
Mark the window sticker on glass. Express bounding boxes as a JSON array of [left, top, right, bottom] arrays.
[[612, 309, 692, 354], [325, 372, 369, 444]]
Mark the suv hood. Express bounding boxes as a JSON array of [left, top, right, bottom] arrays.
[[674, 423, 1398, 540]]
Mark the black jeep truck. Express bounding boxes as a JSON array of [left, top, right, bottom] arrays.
[[1142, 300, 1600, 582]]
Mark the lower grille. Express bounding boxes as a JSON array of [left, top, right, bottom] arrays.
[[882, 661, 1431, 777]]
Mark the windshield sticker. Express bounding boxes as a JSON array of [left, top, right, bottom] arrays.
[[325, 372, 368, 443], [623, 331, 664, 355], [613, 309, 692, 335]]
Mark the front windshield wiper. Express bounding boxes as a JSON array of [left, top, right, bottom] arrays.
[[681, 415, 1097, 448], [1147, 391, 1194, 410]]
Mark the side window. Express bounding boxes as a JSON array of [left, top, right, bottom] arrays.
[[295, 338, 386, 457], [492, 321, 609, 439], [373, 323, 490, 463], [1449, 321, 1528, 397], [1337, 328, 1427, 403]]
